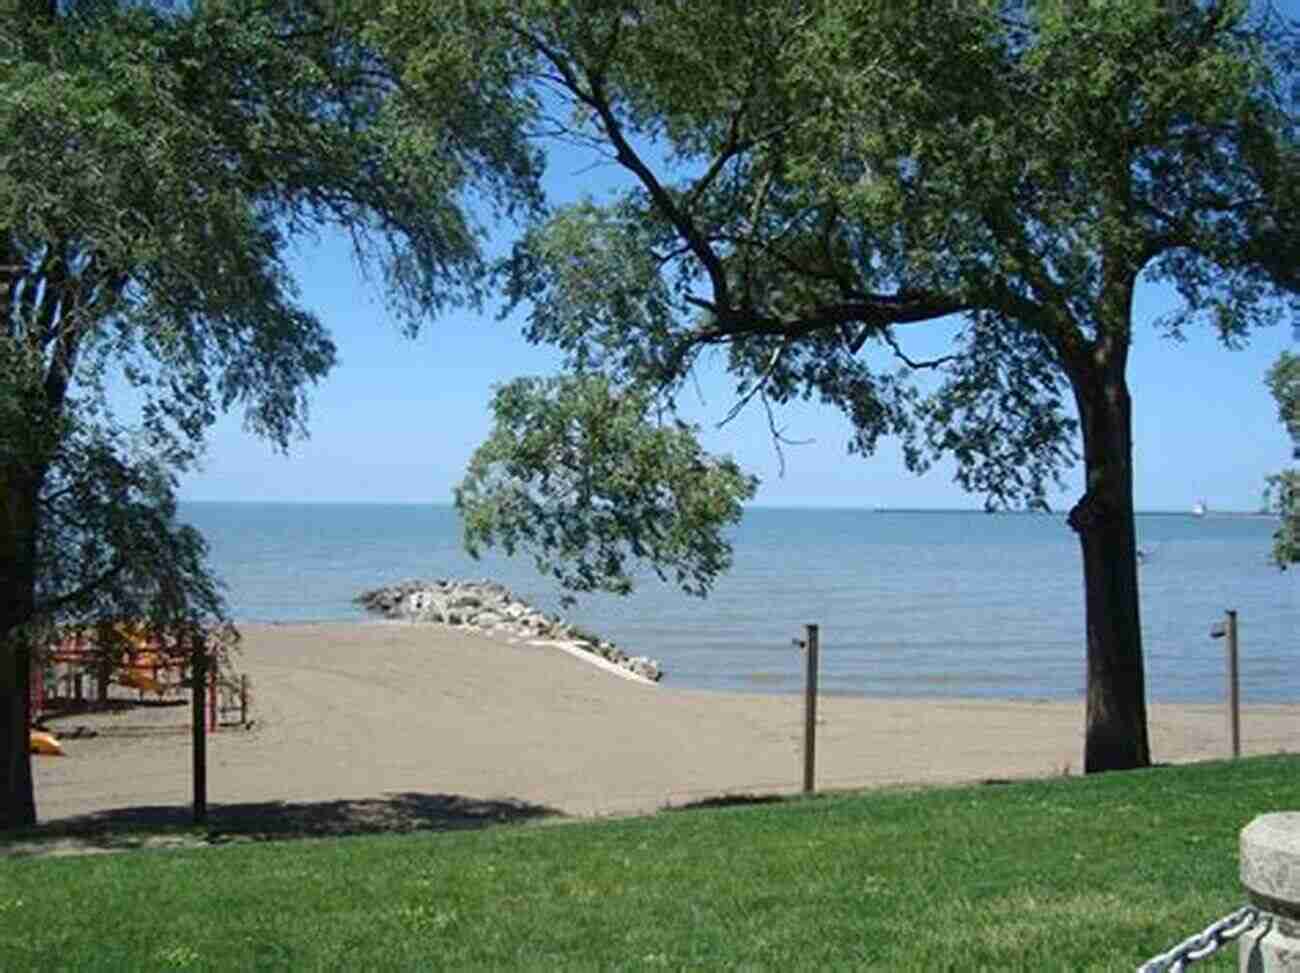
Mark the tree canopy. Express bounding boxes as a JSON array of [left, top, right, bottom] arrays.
[[453, 0, 1299, 773], [0, 0, 540, 827]]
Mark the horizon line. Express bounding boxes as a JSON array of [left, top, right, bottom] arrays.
[[177, 498, 1269, 516]]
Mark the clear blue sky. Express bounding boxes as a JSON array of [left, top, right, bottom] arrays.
[[177, 24, 1299, 514]]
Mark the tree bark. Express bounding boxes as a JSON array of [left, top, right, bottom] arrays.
[[0, 471, 39, 829], [1067, 372, 1152, 773]]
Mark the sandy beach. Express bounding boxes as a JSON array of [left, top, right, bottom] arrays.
[[31, 622, 1299, 830]]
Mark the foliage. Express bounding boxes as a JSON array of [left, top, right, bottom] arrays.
[[451, 0, 1297, 770], [1264, 470, 1300, 567], [2, 754, 1296, 969], [1264, 350, 1300, 567], [1266, 350, 1300, 448], [457, 375, 756, 604], [458, 0, 1300, 569], [0, 0, 540, 824]]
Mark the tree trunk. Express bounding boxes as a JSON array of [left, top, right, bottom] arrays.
[[0, 472, 39, 829], [1068, 374, 1152, 773]]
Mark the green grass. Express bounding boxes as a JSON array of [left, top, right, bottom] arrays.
[[3, 755, 1297, 971]]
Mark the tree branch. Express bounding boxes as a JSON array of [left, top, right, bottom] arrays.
[[693, 293, 970, 345], [35, 238, 70, 349], [33, 559, 126, 620], [710, 229, 852, 290], [509, 22, 736, 315], [880, 329, 959, 370], [585, 80, 733, 312], [718, 341, 786, 427], [761, 389, 812, 478]]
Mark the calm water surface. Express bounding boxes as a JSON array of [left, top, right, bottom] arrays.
[[180, 503, 1297, 704]]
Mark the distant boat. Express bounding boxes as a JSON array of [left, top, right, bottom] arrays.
[[1192, 500, 1207, 517]]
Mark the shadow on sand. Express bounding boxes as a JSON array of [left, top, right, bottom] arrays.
[[2, 792, 562, 857]]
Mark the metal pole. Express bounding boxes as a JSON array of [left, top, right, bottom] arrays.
[[1226, 610, 1240, 759], [191, 632, 207, 825], [803, 623, 819, 795]]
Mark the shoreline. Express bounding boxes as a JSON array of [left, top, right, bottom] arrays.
[[176, 506, 1296, 704], [29, 622, 1298, 829], [225, 615, 1270, 706]]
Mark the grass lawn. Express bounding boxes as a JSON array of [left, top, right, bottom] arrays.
[[2, 754, 1297, 971]]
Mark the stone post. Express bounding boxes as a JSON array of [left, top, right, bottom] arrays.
[[1240, 813, 1300, 971]]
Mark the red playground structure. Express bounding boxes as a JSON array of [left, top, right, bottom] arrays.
[[29, 624, 221, 733]]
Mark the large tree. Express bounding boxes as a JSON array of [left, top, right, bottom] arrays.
[[0, 0, 539, 828], [454, 0, 1299, 772]]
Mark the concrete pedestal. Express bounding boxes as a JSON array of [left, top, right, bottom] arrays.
[[1240, 813, 1300, 972]]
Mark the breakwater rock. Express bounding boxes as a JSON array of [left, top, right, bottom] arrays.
[[354, 579, 663, 683]]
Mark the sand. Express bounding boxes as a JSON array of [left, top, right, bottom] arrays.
[[30, 621, 1299, 831]]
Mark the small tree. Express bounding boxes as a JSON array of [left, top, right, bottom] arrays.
[[453, 0, 1298, 773], [458, 375, 757, 604], [0, 0, 539, 828], [1264, 349, 1300, 567]]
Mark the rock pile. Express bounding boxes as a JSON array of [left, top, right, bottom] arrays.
[[354, 579, 664, 683]]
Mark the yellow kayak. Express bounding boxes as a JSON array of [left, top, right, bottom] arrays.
[[29, 730, 65, 756]]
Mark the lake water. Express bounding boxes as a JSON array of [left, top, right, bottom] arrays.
[[179, 503, 1297, 704]]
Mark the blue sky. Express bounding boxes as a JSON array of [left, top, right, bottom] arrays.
[[176, 237, 1295, 512], [178, 17, 1299, 514]]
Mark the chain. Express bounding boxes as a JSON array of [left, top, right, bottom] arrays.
[[1137, 905, 1264, 972]]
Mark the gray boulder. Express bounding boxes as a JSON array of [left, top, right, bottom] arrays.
[[355, 578, 664, 683]]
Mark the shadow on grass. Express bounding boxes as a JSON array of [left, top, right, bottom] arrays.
[[666, 793, 789, 812], [2, 792, 562, 857]]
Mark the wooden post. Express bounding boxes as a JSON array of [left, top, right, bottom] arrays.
[[803, 623, 819, 795], [1226, 610, 1240, 759], [240, 674, 249, 727], [191, 632, 207, 825], [1209, 609, 1241, 760]]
